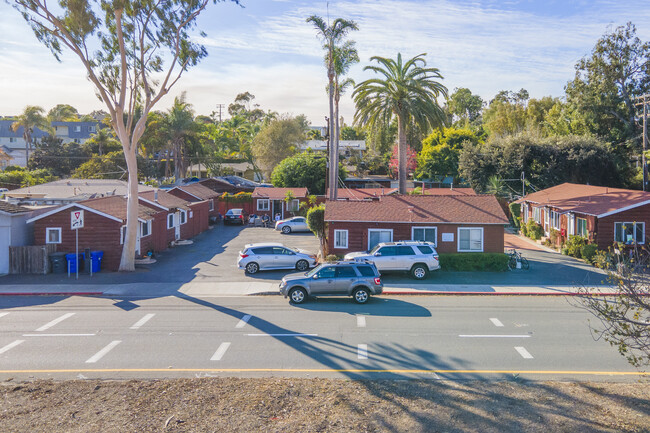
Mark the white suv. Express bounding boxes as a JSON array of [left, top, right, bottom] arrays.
[[344, 241, 440, 280]]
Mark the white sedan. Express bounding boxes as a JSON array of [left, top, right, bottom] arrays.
[[275, 216, 310, 234]]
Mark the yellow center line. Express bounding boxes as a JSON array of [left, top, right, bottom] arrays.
[[0, 368, 646, 375]]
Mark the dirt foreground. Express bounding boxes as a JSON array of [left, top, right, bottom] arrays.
[[1, 378, 648, 432]]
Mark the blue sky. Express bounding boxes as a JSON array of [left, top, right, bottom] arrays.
[[0, 0, 648, 125]]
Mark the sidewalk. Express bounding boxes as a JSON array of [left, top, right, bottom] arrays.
[[0, 281, 621, 297]]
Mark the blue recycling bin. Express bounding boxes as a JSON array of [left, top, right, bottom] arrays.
[[89, 251, 103, 273], [65, 253, 84, 273]]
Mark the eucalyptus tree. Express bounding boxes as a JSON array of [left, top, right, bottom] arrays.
[[11, 0, 238, 270], [10, 106, 52, 163], [353, 53, 447, 194], [306, 15, 358, 200]]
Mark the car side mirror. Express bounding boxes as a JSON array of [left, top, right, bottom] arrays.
[[312, 275, 318, 279], [374, 252, 381, 256]]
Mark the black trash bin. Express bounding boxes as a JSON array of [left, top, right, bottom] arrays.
[[49, 252, 67, 274]]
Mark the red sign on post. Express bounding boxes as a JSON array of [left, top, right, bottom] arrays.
[[71, 210, 84, 230]]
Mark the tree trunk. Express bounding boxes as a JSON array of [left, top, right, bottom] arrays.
[[397, 115, 407, 194], [118, 144, 139, 271], [334, 78, 341, 200], [24, 133, 31, 165]]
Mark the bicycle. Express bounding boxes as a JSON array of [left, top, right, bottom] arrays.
[[507, 249, 529, 270]]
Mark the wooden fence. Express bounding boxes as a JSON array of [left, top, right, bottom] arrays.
[[9, 245, 57, 274]]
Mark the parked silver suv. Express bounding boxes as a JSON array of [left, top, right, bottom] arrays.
[[344, 241, 440, 280], [238, 242, 317, 274], [279, 261, 383, 304]]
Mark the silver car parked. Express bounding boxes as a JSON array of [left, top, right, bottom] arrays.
[[275, 216, 310, 234], [280, 261, 383, 304], [238, 242, 317, 274], [344, 241, 440, 280]]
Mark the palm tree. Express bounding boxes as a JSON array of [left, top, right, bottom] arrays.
[[11, 106, 52, 164], [353, 53, 448, 194], [47, 104, 79, 122], [164, 94, 198, 180], [306, 15, 358, 200]]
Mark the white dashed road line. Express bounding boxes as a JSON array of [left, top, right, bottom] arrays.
[[459, 335, 530, 338], [0, 340, 24, 355], [356, 315, 366, 328], [210, 342, 231, 361], [490, 318, 504, 327], [515, 346, 534, 359], [23, 334, 95, 337], [246, 333, 318, 337], [35, 313, 75, 332], [357, 344, 368, 360], [236, 314, 251, 328], [130, 313, 155, 330], [86, 340, 121, 363], [0, 312, 9, 319]]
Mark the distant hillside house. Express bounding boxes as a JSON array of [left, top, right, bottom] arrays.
[[0, 148, 12, 170], [51, 121, 100, 144], [517, 183, 650, 249], [324, 194, 508, 254], [0, 119, 49, 167]]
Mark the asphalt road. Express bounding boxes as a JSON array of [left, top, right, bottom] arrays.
[[0, 295, 642, 382]]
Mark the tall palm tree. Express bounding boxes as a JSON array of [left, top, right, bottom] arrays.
[[353, 53, 448, 194], [164, 94, 198, 180], [47, 104, 79, 122], [11, 106, 52, 164], [306, 15, 358, 200]]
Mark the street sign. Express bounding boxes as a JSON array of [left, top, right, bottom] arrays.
[[71, 210, 84, 230]]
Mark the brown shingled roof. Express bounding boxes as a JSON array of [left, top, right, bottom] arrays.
[[252, 187, 309, 200], [172, 183, 220, 200], [324, 194, 508, 224], [0, 201, 30, 214], [140, 190, 191, 210], [81, 195, 158, 221], [520, 183, 650, 216]]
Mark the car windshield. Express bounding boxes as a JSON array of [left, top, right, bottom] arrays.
[[305, 264, 324, 277]]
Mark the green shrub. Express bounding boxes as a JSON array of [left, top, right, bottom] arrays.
[[439, 253, 509, 272], [564, 235, 587, 258], [525, 220, 544, 240], [520, 219, 528, 236], [580, 244, 598, 263], [592, 250, 613, 270], [325, 254, 339, 263], [549, 228, 560, 246], [509, 202, 521, 228]]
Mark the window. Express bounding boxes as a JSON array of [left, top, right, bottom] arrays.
[[209, 199, 214, 211], [356, 266, 375, 277], [368, 229, 392, 250], [167, 213, 175, 229], [416, 245, 434, 254], [615, 222, 645, 244], [533, 207, 541, 223], [396, 246, 416, 255], [88, 126, 96, 133], [273, 247, 295, 255], [567, 214, 575, 235], [287, 199, 300, 212], [252, 247, 273, 255], [73, 125, 81, 132], [458, 227, 483, 252], [179, 209, 187, 225], [46, 228, 61, 244], [140, 220, 152, 237], [336, 267, 356, 277], [334, 230, 348, 249], [316, 266, 336, 278], [521, 204, 528, 222], [9, 137, 17, 143], [550, 210, 561, 230], [377, 246, 398, 256], [412, 226, 437, 245], [257, 199, 270, 211], [576, 218, 588, 238]]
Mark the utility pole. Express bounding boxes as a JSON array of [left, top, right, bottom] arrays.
[[215, 104, 225, 123], [635, 94, 649, 191], [324, 116, 329, 196], [521, 171, 525, 197]]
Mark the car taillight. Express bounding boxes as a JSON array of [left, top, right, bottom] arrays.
[[239, 215, 243, 219], [240, 253, 248, 258], [433, 254, 439, 260], [374, 277, 381, 285]]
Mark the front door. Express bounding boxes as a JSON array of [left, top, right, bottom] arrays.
[[368, 229, 392, 250], [174, 212, 181, 240], [272, 200, 283, 220]]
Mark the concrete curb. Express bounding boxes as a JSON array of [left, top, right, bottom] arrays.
[[249, 290, 627, 297], [0, 292, 104, 297]]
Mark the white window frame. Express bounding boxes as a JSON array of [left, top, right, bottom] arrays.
[[45, 227, 62, 244], [333, 229, 348, 249], [140, 220, 152, 237], [209, 199, 214, 211], [521, 203, 528, 223], [286, 199, 300, 212], [73, 125, 81, 133], [179, 209, 187, 225], [614, 222, 645, 244], [257, 199, 270, 211], [88, 126, 96, 133], [167, 213, 175, 229], [550, 210, 561, 230], [367, 228, 393, 250], [576, 217, 588, 238], [457, 227, 484, 252], [567, 213, 575, 235], [411, 226, 437, 246], [9, 137, 17, 143], [532, 207, 541, 224], [544, 208, 550, 231]]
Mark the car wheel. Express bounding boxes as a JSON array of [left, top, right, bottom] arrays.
[[295, 259, 309, 271], [281, 225, 291, 234], [245, 262, 259, 274], [289, 287, 307, 304], [353, 287, 370, 304], [411, 264, 429, 280]]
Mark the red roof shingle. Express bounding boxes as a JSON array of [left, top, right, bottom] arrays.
[[325, 194, 508, 224], [252, 187, 309, 200], [140, 190, 191, 210]]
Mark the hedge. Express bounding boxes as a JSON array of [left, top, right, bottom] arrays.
[[439, 253, 509, 272]]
